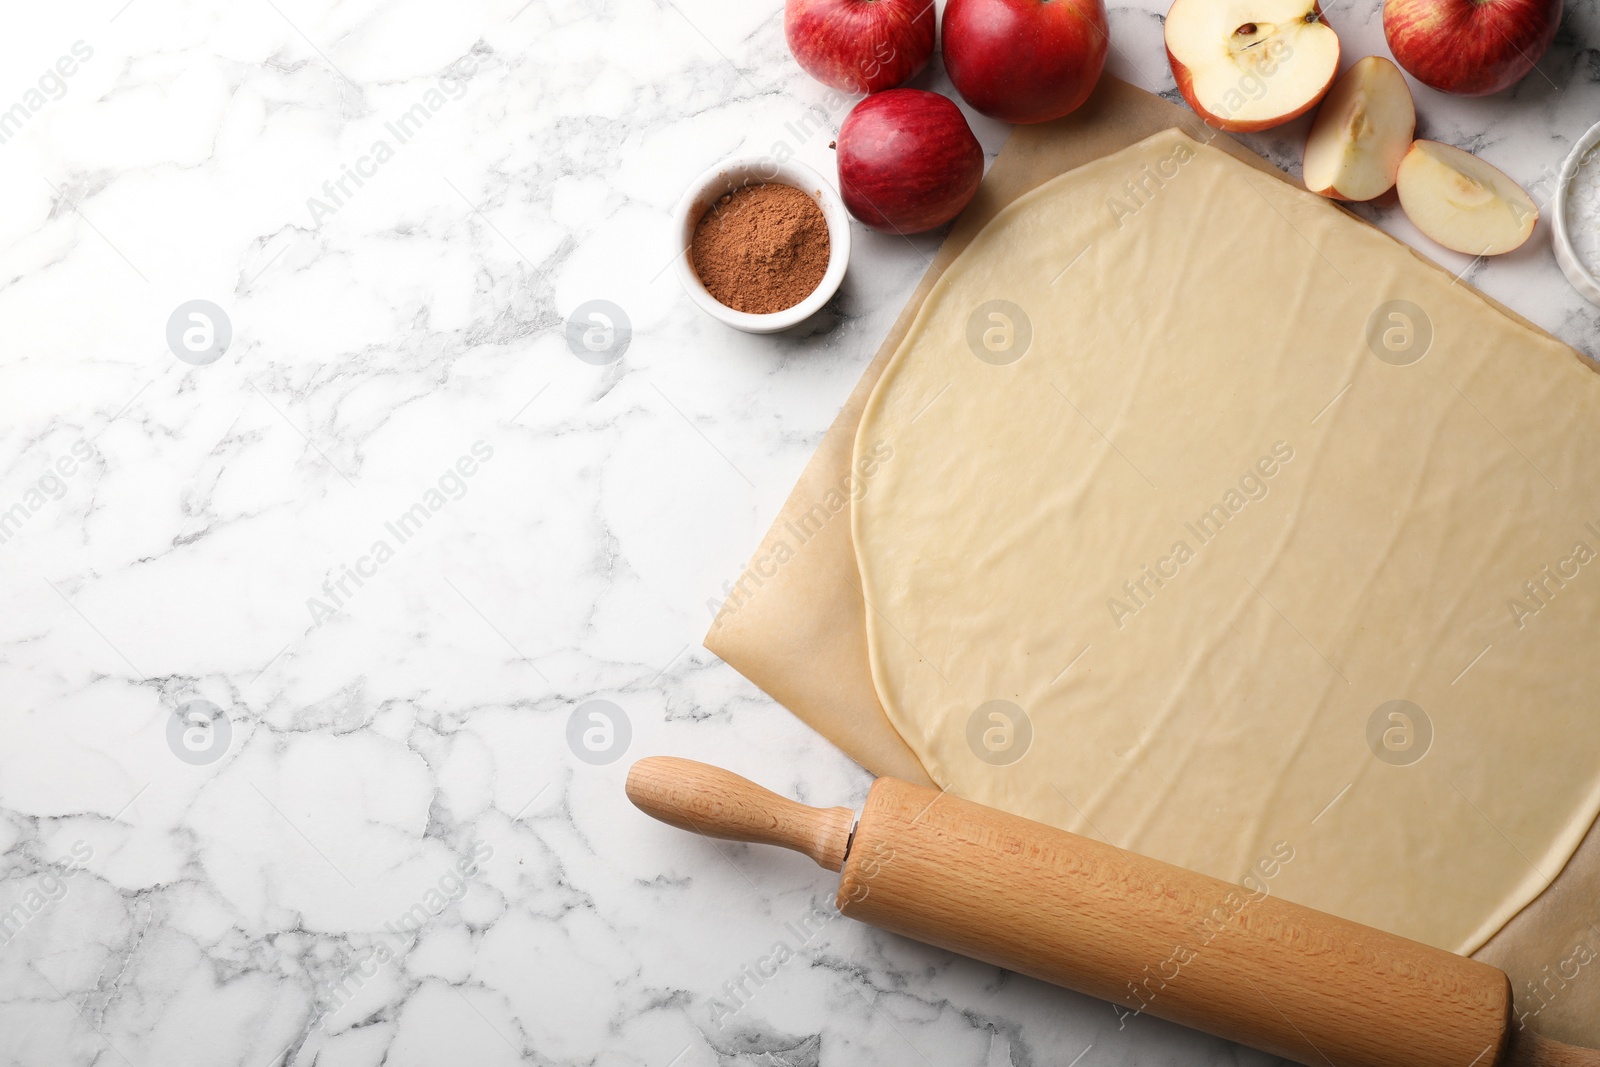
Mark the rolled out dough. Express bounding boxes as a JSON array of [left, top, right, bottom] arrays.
[[852, 128, 1600, 954]]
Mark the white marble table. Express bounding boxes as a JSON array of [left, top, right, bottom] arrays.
[[0, 0, 1595, 1064]]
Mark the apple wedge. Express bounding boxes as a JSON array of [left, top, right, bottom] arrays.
[[1165, 0, 1340, 132], [1303, 57, 1414, 201], [1395, 140, 1537, 256]]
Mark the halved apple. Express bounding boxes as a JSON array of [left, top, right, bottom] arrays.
[[1303, 56, 1414, 201], [1395, 140, 1537, 256], [1164, 0, 1340, 132]]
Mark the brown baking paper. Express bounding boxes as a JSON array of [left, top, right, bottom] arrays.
[[704, 76, 1600, 1045]]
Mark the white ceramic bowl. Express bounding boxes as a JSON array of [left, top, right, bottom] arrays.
[[671, 156, 851, 334], [1553, 119, 1600, 307]]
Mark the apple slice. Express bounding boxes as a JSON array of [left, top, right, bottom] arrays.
[[1164, 0, 1340, 132], [1303, 56, 1415, 201], [1395, 140, 1537, 256]]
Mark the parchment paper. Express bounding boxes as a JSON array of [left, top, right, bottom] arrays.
[[704, 75, 1600, 1045]]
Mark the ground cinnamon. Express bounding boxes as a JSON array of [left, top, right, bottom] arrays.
[[689, 183, 830, 315]]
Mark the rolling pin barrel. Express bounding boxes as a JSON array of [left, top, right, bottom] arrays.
[[627, 758, 1533, 1067], [838, 777, 1511, 1067]]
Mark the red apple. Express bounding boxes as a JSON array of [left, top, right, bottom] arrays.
[[1384, 0, 1560, 96], [837, 89, 984, 234], [785, 0, 936, 94], [941, 0, 1110, 124]]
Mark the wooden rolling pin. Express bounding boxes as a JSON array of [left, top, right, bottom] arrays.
[[627, 756, 1600, 1067]]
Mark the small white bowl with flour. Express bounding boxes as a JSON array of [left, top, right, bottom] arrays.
[[1554, 120, 1600, 306]]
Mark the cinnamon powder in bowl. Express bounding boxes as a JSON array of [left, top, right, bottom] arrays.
[[672, 157, 851, 334], [689, 183, 831, 314]]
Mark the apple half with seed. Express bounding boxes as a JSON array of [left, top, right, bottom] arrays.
[[1165, 0, 1340, 132], [1395, 140, 1537, 255], [1303, 56, 1415, 201]]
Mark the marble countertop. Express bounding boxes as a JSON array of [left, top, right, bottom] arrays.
[[1, 0, 1597, 1064]]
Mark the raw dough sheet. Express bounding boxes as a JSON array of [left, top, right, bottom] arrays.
[[705, 77, 1600, 1045], [853, 126, 1600, 959]]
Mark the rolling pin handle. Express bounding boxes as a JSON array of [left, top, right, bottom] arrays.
[[625, 757, 856, 872], [1501, 1029, 1600, 1067]]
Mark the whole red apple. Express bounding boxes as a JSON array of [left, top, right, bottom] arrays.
[[1383, 0, 1561, 96], [837, 89, 984, 234], [942, 0, 1109, 123], [785, 0, 936, 94]]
